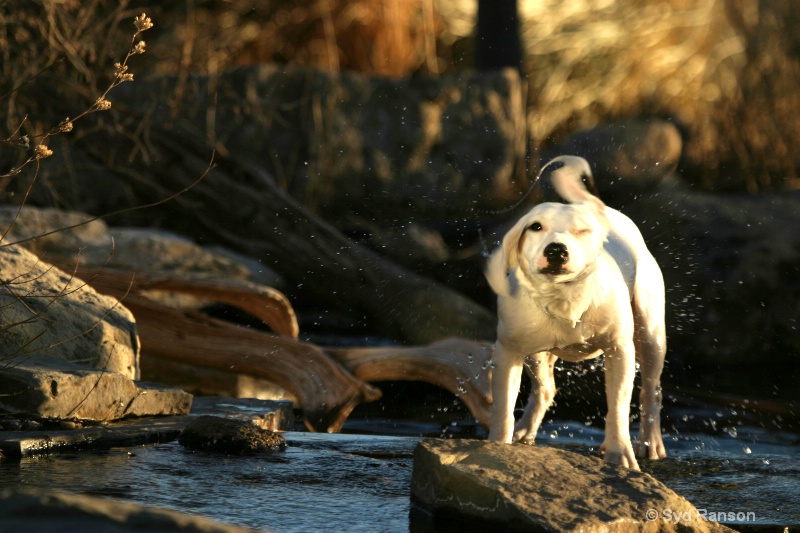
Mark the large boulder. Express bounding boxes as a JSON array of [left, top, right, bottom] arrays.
[[412, 439, 732, 532], [546, 119, 684, 203], [0, 242, 192, 421], [0, 243, 139, 379]]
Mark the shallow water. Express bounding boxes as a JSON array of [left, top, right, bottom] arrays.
[[2, 399, 798, 532]]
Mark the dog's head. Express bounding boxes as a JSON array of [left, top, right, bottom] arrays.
[[501, 201, 609, 286], [485, 156, 610, 296]]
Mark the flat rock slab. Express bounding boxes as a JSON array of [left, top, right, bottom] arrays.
[[0, 397, 293, 458], [0, 487, 263, 533], [411, 439, 735, 533], [0, 357, 192, 421], [0, 416, 189, 458]]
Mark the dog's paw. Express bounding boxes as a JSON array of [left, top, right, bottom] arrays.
[[600, 441, 641, 471], [635, 435, 667, 460], [512, 427, 537, 445]]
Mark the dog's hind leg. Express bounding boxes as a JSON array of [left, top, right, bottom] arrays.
[[632, 261, 668, 460], [513, 351, 558, 444], [634, 319, 667, 459], [488, 342, 524, 443]]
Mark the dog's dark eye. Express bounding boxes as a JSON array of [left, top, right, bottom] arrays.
[[528, 222, 543, 232]]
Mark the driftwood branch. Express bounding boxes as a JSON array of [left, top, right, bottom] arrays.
[[78, 268, 380, 432], [78, 267, 496, 429], [327, 338, 493, 427], [81, 268, 299, 339]]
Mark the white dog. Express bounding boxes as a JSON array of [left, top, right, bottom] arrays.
[[485, 155, 667, 470]]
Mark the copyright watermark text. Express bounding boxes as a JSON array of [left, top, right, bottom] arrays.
[[646, 508, 756, 524]]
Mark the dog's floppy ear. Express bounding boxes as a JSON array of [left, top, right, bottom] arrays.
[[484, 213, 532, 297], [485, 246, 511, 297], [547, 155, 609, 230]]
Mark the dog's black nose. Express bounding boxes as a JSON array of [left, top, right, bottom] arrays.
[[544, 242, 568, 264]]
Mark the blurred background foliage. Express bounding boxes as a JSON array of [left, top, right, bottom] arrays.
[[2, 0, 800, 192]]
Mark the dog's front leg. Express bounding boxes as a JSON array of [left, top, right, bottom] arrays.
[[513, 351, 557, 444], [488, 342, 523, 443], [600, 344, 640, 471]]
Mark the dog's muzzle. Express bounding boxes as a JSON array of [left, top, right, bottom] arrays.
[[541, 242, 569, 274], [544, 242, 568, 264]]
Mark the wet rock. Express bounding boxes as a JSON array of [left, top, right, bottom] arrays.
[[0, 397, 293, 458], [0, 243, 139, 379], [179, 415, 286, 455], [411, 439, 733, 532], [0, 488, 263, 533], [0, 357, 192, 421]]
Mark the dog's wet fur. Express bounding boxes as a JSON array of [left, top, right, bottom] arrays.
[[485, 156, 666, 470]]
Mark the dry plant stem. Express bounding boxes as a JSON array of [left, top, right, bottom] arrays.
[[0, 151, 215, 251], [1, 13, 154, 180]]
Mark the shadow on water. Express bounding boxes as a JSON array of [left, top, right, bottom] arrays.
[[1, 358, 798, 532]]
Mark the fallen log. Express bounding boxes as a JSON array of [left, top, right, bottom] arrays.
[[78, 268, 380, 432], [182, 146, 497, 345], [72, 125, 496, 345], [327, 338, 494, 427]]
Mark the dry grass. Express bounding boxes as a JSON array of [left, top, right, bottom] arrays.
[[513, 0, 800, 190], [136, 0, 440, 77], [0, 1, 145, 192], [3, 0, 800, 191]]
